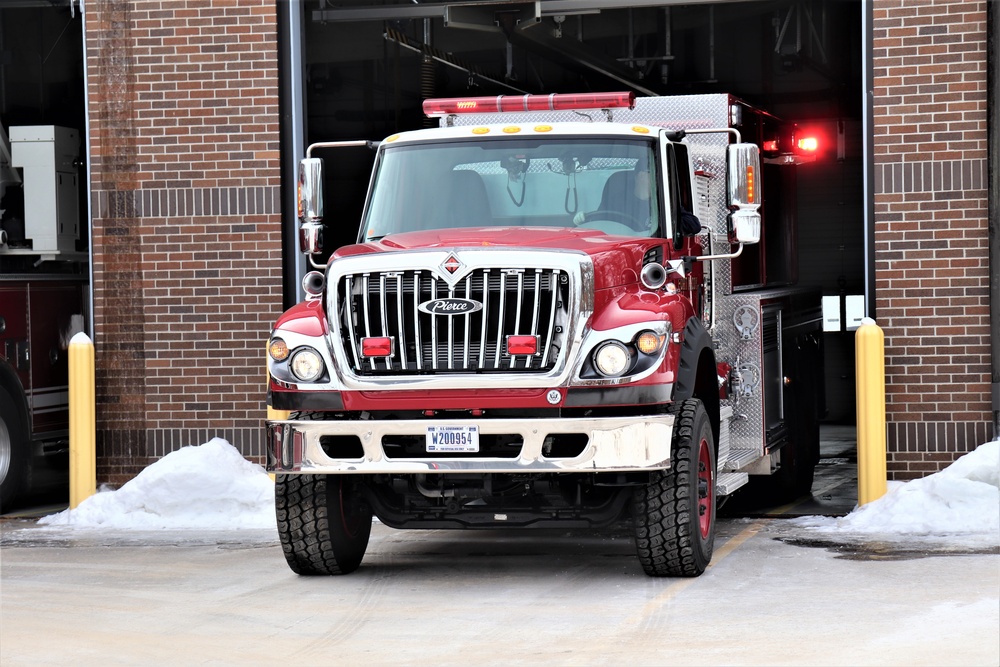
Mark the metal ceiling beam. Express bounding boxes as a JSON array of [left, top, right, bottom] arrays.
[[506, 16, 659, 96], [383, 27, 528, 94], [311, 0, 762, 23]]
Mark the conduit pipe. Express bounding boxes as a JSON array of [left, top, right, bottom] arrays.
[[988, 0, 999, 440]]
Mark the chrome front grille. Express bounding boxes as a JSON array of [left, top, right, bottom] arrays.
[[337, 267, 570, 375]]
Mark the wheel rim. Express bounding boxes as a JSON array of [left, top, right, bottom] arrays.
[[0, 416, 10, 482], [696, 436, 713, 539]]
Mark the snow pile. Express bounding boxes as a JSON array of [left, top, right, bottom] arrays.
[[39, 438, 276, 530], [35, 434, 999, 546], [793, 440, 1000, 547]]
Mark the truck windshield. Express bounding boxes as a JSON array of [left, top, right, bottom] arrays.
[[360, 137, 661, 241]]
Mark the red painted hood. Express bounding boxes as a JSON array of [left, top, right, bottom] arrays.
[[335, 227, 656, 290]]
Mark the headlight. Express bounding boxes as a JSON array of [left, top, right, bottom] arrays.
[[593, 342, 630, 377], [289, 347, 324, 382]]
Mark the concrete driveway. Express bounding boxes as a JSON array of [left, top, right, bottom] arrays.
[[1, 517, 996, 666]]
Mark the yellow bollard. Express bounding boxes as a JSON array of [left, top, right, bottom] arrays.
[[855, 317, 887, 506], [69, 332, 96, 509]]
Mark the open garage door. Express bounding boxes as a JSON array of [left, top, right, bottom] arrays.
[[283, 0, 863, 426]]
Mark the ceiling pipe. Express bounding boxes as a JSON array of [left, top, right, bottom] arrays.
[[505, 15, 658, 97]]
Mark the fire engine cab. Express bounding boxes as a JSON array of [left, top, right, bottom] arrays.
[[266, 92, 824, 577]]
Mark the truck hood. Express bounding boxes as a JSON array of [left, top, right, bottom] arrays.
[[336, 227, 655, 290]]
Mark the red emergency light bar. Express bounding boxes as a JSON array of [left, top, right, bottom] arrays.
[[423, 92, 636, 118]]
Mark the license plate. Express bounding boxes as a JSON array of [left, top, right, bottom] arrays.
[[426, 425, 480, 453]]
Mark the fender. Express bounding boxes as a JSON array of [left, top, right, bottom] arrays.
[[672, 317, 720, 446]]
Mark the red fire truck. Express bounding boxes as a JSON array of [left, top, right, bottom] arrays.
[[0, 124, 87, 510], [265, 93, 824, 577]]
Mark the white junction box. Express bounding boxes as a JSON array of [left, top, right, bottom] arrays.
[[845, 294, 865, 330], [822, 295, 841, 332], [9, 125, 80, 255], [821, 294, 866, 332]]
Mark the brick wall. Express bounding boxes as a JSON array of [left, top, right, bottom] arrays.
[[872, 0, 991, 479], [85, 0, 283, 485]]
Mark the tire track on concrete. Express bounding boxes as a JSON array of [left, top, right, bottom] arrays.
[[286, 523, 398, 660], [624, 519, 767, 634]]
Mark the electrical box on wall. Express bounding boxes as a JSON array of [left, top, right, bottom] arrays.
[[7, 126, 80, 256], [822, 294, 866, 332], [822, 295, 840, 332], [844, 295, 865, 331]]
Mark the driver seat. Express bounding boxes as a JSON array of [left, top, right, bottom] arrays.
[[598, 170, 638, 217], [444, 170, 492, 227]]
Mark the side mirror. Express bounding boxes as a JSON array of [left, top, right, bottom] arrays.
[[726, 143, 761, 245], [299, 222, 323, 255], [298, 158, 324, 223], [298, 158, 324, 254]]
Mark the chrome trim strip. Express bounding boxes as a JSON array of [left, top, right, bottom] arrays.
[[344, 275, 361, 368], [462, 275, 471, 368], [512, 270, 524, 366], [479, 268, 490, 369], [413, 271, 423, 370], [494, 271, 507, 368]]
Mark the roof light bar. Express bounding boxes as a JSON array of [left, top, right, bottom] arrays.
[[423, 92, 636, 118]]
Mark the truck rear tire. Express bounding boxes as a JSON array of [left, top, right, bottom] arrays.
[[0, 388, 30, 512], [275, 473, 373, 575], [632, 399, 716, 577]]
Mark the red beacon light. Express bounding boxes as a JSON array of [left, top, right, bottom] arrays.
[[423, 92, 636, 118], [796, 136, 819, 152], [762, 132, 820, 165]]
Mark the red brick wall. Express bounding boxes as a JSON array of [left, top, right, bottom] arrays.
[[872, 0, 991, 479], [85, 0, 283, 485]]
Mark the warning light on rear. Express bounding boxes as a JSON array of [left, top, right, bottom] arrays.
[[797, 137, 819, 152]]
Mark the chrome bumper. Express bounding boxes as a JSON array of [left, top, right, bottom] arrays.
[[266, 414, 674, 474]]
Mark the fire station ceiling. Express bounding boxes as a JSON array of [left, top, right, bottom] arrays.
[[303, 0, 861, 140]]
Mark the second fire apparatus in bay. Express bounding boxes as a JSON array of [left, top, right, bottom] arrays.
[[266, 92, 824, 577]]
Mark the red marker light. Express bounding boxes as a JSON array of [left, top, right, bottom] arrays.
[[506, 335, 538, 356], [361, 337, 394, 357], [423, 92, 636, 117], [797, 137, 819, 152], [762, 139, 779, 152]]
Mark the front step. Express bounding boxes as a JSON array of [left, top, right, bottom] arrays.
[[716, 471, 749, 496], [722, 447, 760, 471]]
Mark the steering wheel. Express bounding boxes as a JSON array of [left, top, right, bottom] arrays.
[[576, 209, 644, 230]]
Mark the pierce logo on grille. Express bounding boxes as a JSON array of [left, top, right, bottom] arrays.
[[418, 298, 483, 316], [441, 254, 463, 274]]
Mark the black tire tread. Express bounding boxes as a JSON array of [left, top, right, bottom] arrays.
[[275, 411, 372, 576], [632, 399, 714, 577], [276, 474, 348, 575]]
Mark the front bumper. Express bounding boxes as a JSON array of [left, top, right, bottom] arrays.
[[266, 414, 674, 474]]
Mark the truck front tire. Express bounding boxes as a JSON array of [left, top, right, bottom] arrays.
[[275, 473, 373, 575], [632, 399, 716, 577]]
